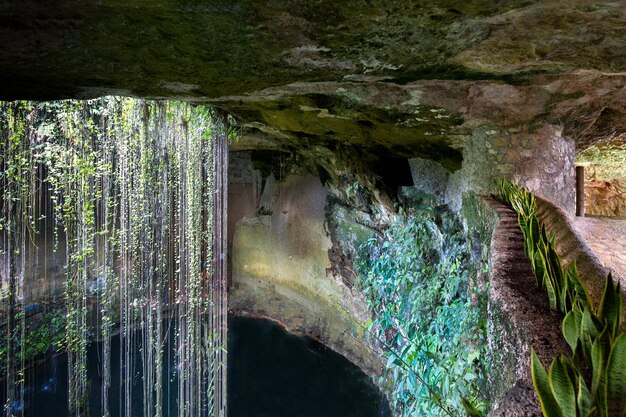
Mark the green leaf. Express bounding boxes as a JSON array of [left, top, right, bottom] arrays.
[[597, 274, 622, 339], [591, 334, 607, 400], [580, 333, 594, 369], [535, 250, 547, 288], [582, 308, 599, 341], [605, 333, 626, 416], [461, 397, 484, 417], [532, 349, 563, 417], [577, 375, 592, 417], [467, 351, 480, 363], [546, 272, 558, 310], [547, 245, 563, 284], [560, 271, 570, 313], [540, 225, 549, 246], [550, 356, 576, 417], [566, 262, 592, 310], [563, 310, 582, 352], [583, 408, 597, 417], [530, 216, 540, 246]]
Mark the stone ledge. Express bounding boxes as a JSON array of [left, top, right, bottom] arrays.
[[486, 198, 568, 416], [534, 196, 626, 326], [575, 217, 626, 286]]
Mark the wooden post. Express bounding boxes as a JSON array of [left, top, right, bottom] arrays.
[[576, 166, 585, 217]]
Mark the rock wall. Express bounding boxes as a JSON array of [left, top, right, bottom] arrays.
[[584, 179, 626, 218], [0, 225, 72, 307], [447, 124, 576, 214], [578, 139, 626, 218], [227, 134, 578, 414], [408, 158, 449, 204], [228, 150, 385, 380]]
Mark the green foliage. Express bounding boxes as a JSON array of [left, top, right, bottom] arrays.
[[0, 311, 65, 368], [356, 206, 488, 416], [1, 98, 232, 417], [497, 179, 626, 417], [1, 100, 39, 413], [578, 141, 626, 182]]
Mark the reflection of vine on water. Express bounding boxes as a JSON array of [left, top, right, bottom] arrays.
[[0, 99, 231, 417]]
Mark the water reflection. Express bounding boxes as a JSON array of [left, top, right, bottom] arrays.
[[1, 316, 388, 417]]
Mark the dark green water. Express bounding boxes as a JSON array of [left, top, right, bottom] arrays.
[[2, 316, 389, 417], [229, 317, 389, 417]]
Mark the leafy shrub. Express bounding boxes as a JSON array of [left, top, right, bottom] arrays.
[[497, 179, 626, 417], [0, 311, 65, 369], [356, 205, 488, 416]]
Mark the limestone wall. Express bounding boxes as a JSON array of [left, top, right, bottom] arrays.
[[228, 151, 384, 380], [447, 125, 576, 215]]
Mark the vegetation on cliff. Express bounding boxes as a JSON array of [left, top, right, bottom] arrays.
[[356, 200, 488, 416]]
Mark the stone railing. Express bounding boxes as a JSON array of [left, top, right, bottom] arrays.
[[484, 199, 568, 416], [534, 197, 624, 322]]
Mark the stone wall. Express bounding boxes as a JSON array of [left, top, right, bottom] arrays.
[[485, 199, 568, 416], [534, 197, 625, 322], [447, 124, 576, 215]]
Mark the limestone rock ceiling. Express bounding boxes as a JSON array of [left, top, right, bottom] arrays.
[[217, 73, 626, 167], [1, 0, 626, 159]]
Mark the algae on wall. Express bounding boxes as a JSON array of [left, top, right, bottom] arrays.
[[578, 140, 626, 217]]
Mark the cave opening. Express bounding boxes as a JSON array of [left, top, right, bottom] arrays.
[[0, 98, 229, 417], [0, 98, 391, 417]]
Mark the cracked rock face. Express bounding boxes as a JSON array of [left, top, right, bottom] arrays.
[[221, 73, 626, 168], [1, 1, 626, 156]]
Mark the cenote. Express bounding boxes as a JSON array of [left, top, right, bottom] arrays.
[[1, 98, 487, 417], [0, 317, 389, 417], [9, 9, 626, 411], [10, 1, 626, 414]]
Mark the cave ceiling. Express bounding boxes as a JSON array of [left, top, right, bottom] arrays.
[[2, 0, 626, 165]]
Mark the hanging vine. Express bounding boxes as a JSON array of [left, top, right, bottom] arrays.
[[0, 101, 36, 417], [0, 98, 231, 417]]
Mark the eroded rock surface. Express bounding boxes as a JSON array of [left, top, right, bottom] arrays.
[[221, 73, 626, 169], [2, 1, 626, 159], [584, 179, 626, 218], [575, 217, 626, 287], [3, 1, 626, 98], [228, 150, 394, 381]]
